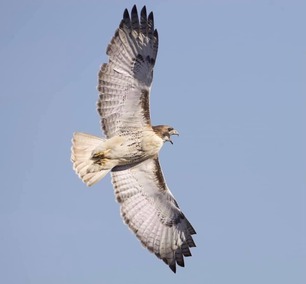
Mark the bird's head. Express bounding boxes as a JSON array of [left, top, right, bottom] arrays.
[[153, 125, 179, 144]]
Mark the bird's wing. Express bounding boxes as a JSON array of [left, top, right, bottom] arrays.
[[111, 158, 196, 273], [97, 5, 158, 137]]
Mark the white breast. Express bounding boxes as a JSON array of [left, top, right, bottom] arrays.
[[141, 130, 164, 157]]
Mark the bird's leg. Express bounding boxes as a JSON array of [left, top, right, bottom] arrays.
[[91, 149, 111, 166]]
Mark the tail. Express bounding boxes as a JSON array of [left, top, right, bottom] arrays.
[[71, 132, 117, 186]]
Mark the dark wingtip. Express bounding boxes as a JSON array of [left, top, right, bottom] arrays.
[[148, 11, 154, 23], [177, 258, 185, 268], [162, 258, 176, 273], [169, 263, 176, 273], [141, 5, 147, 16], [131, 5, 138, 16], [154, 29, 158, 39], [123, 8, 129, 19]]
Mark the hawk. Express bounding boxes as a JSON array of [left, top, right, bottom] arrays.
[[71, 5, 196, 273]]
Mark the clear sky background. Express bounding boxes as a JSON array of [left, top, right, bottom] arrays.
[[1, 0, 305, 283]]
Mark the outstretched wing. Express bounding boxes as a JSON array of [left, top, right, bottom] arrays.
[[97, 5, 158, 138], [111, 158, 196, 273]]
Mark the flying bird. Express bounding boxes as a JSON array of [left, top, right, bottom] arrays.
[[71, 5, 196, 273]]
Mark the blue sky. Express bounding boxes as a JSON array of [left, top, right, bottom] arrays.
[[1, 0, 305, 283]]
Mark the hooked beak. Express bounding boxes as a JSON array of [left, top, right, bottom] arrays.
[[168, 129, 179, 144]]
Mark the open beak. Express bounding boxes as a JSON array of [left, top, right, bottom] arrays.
[[169, 129, 179, 144]]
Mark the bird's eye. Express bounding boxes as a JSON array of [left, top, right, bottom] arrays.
[[168, 127, 173, 132]]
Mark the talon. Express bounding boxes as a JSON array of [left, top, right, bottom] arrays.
[[92, 149, 111, 159]]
